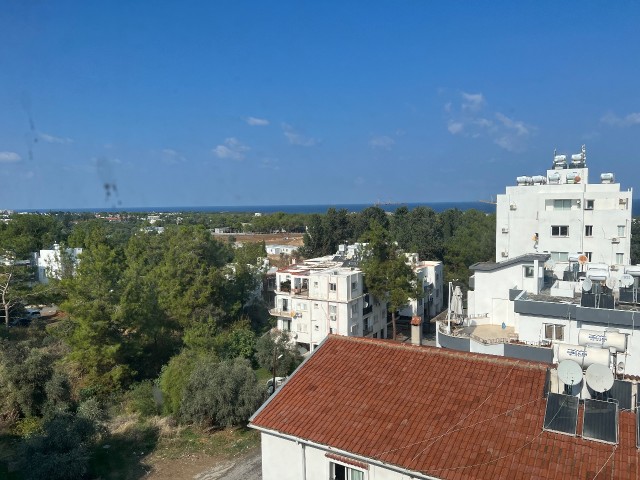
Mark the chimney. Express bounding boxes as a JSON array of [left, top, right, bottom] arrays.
[[410, 316, 423, 346]]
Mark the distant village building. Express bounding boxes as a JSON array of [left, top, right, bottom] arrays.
[[265, 244, 299, 256], [35, 244, 83, 283]]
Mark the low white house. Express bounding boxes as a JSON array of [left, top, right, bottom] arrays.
[[265, 244, 299, 255], [250, 335, 639, 479], [35, 244, 83, 283]]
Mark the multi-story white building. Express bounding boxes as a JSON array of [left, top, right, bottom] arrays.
[[438, 146, 640, 377], [398, 254, 444, 321], [34, 244, 83, 283], [271, 246, 443, 351], [496, 145, 632, 274]]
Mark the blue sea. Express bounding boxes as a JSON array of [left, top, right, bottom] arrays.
[[19, 200, 640, 215]]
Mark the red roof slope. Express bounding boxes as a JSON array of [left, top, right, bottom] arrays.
[[250, 335, 639, 480]]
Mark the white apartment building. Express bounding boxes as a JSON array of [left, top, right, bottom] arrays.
[[34, 244, 83, 283], [496, 145, 632, 274], [271, 246, 443, 350], [398, 254, 444, 321], [438, 146, 640, 378], [271, 255, 388, 352]]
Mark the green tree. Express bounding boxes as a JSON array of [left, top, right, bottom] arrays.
[[179, 357, 263, 427], [360, 222, 420, 340], [159, 349, 199, 416], [631, 218, 640, 265], [254, 330, 302, 378]]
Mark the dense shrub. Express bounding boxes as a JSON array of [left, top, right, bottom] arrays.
[[124, 380, 161, 417], [158, 349, 198, 415]]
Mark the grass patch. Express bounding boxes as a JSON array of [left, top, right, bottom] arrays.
[[255, 367, 273, 383], [154, 425, 260, 460]]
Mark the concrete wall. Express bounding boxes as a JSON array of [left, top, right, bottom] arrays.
[[437, 329, 471, 351]]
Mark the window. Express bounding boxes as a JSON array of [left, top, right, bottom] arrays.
[[329, 282, 337, 291], [585, 199, 594, 210], [351, 281, 357, 290], [523, 266, 534, 278], [551, 226, 569, 237], [282, 319, 291, 331], [616, 253, 624, 264], [544, 324, 564, 341], [584, 252, 592, 262], [331, 462, 364, 480], [585, 225, 593, 237], [553, 199, 571, 210], [618, 225, 626, 237], [351, 303, 358, 315], [550, 251, 569, 262], [314, 303, 319, 309], [329, 305, 337, 314]]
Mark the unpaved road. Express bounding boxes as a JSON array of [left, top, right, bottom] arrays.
[[147, 448, 261, 480]]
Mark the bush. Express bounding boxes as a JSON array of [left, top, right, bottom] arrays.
[[180, 357, 264, 428], [124, 380, 161, 417], [159, 349, 198, 415], [17, 413, 97, 480]]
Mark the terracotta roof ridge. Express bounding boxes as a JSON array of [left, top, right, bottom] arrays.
[[326, 334, 549, 371]]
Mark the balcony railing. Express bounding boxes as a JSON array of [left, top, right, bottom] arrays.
[[269, 308, 294, 317], [363, 325, 373, 336]]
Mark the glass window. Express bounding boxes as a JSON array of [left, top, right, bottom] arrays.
[[616, 253, 624, 264], [585, 225, 593, 237], [523, 266, 534, 278], [544, 324, 564, 341], [618, 225, 626, 237], [551, 226, 569, 237], [351, 281, 357, 290], [351, 303, 357, 315], [553, 199, 571, 210], [329, 283, 337, 291], [550, 252, 569, 262], [585, 252, 592, 262], [585, 199, 594, 210]]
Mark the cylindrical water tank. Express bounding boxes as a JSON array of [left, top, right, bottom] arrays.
[[548, 172, 561, 184], [578, 329, 626, 352], [516, 176, 528, 185], [557, 344, 610, 368], [571, 154, 583, 161], [554, 154, 567, 163], [624, 265, 640, 277], [601, 173, 614, 183], [532, 175, 546, 184]]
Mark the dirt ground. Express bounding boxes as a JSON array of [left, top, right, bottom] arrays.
[[146, 446, 261, 480], [213, 232, 304, 247]]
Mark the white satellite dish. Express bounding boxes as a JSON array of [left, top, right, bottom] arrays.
[[582, 277, 592, 292], [605, 277, 616, 290], [585, 363, 614, 393], [557, 360, 583, 386], [545, 259, 556, 270], [620, 274, 634, 288]]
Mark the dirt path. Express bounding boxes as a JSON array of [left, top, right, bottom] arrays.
[[146, 447, 261, 480]]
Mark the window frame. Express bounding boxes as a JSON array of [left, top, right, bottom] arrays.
[[544, 323, 564, 341], [551, 225, 569, 237], [585, 225, 593, 237], [329, 282, 337, 292], [523, 265, 534, 278], [553, 199, 572, 210]]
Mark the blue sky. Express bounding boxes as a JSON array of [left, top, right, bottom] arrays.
[[1, 1, 639, 210]]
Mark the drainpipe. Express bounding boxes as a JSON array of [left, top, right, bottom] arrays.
[[300, 442, 307, 480]]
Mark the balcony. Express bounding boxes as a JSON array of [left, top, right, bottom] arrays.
[[269, 308, 294, 317], [278, 280, 291, 293], [292, 286, 309, 297]]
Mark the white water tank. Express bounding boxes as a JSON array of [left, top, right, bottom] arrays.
[[516, 176, 532, 185], [600, 173, 614, 184], [532, 175, 546, 184], [554, 154, 567, 163], [548, 172, 561, 184], [571, 154, 583, 161], [557, 344, 610, 368], [625, 265, 640, 277], [578, 329, 626, 352]]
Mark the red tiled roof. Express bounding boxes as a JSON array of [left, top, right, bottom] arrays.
[[250, 335, 639, 479]]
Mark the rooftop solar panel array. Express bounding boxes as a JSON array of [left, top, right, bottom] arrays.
[[609, 380, 632, 410], [543, 393, 579, 435], [583, 399, 618, 444]]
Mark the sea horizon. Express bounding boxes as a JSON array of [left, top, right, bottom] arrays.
[[14, 199, 640, 215]]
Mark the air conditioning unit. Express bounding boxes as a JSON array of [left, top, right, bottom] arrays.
[[509, 203, 517, 210], [611, 237, 620, 244], [501, 251, 509, 258], [501, 227, 509, 233]]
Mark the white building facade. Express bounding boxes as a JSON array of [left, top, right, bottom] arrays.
[[438, 146, 640, 377], [495, 146, 632, 273], [35, 244, 83, 283]]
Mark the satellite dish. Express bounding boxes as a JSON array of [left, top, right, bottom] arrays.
[[578, 255, 588, 265], [605, 277, 616, 290], [557, 360, 583, 386], [620, 274, 634, 288], [582, 277, 592, 292], [545, 260, 556, 270], [585, 363, 614, 393]]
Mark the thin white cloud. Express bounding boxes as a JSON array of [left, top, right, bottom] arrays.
[[161, 148, 186, 164], [369, 135, 396, 149], [282, 123, 318, 146], [245, 116, 270, 126], [212, 137, 250, 160], [444, 92, 535, 152], [260, 158, 280, 170], [0, 151, 21, 163], [461, 92, 485, 112], [601, 112, 640, 127], [447, 121, 464, 134], [39, 132, 73, 144]]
